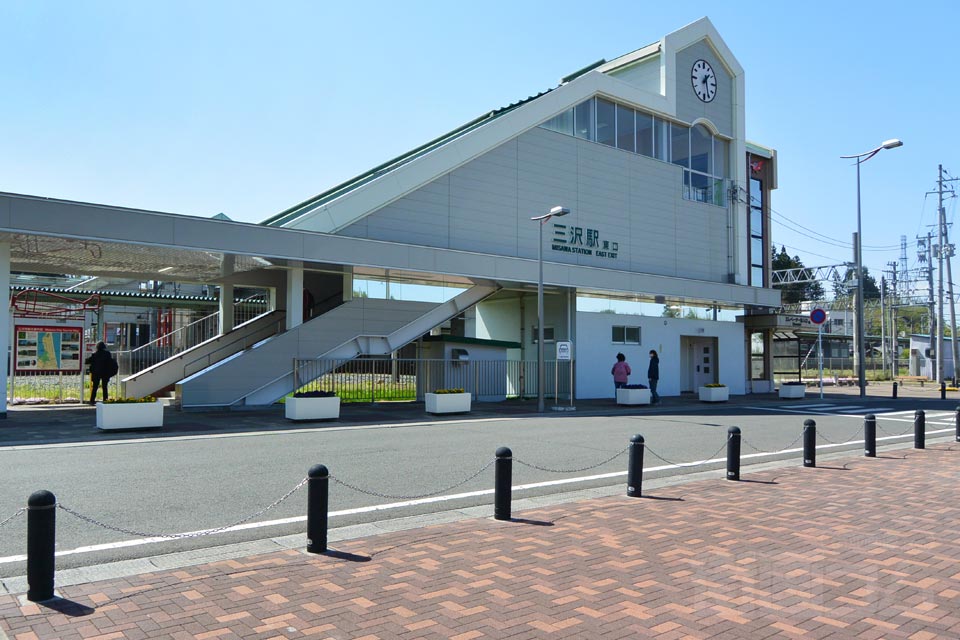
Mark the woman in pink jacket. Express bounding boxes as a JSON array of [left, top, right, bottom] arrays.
[[611, 352, 631, 392]]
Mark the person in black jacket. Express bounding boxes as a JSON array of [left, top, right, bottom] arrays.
[[85, 342, 113, 405], [647, 350, 660, 404]]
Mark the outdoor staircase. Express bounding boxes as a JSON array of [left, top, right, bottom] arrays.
[[177, 283, 500, 408]]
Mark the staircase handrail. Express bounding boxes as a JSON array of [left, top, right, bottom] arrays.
[[126, 294, 270, 359], [180, 314, 287, 379]]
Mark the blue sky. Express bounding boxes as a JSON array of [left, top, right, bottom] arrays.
[[1, 1, 957, 291]]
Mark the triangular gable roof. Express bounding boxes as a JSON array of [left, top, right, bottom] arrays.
[[263, 17, 743, 234]]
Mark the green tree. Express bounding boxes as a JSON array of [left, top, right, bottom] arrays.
[[771, 246, 825, 304], [661, 305, 681, 318]]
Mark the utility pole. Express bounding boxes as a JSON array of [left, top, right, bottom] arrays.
[[924, 232, 935, 379], [880, 275, 886, 374], [888, 261, 898, 378], [937, 165, 946, 384]]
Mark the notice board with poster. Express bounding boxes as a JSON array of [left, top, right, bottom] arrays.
[[15, 325, 84, 372]]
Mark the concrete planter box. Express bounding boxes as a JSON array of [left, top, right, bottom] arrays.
[[779, 384, 806, 399], [698, 386, 729, 402], [96, 400, 164, 430], [285, 396, 340, 421], [425, 392, 472, 414], [616, 388, 651, 405]]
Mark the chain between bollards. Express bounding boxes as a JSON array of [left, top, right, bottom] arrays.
[[27, 490, 56, 602], [307, 465, 328, 554], [626, 435, 645, 498], [914, 410, 926, 450], [494, 447, 512, 521], [803, 419, 816, 468], [864, 414, 876, 458], [726, 427, 741, 481]]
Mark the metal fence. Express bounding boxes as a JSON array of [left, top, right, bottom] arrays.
[[292, 358, 573, 403], [775, 355, 908, 384], [8, 370, 123, 405]]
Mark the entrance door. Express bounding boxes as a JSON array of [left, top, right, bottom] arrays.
[[693, 339, 717, 388]]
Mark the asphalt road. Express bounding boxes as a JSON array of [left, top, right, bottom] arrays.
[[0, 398, 951, 577]]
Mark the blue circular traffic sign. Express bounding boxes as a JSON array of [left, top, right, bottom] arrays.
[[809, 308, 827, 325]]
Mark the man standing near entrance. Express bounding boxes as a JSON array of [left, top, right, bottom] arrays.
[[86, 341, 115, 405], [648, 350, 660, 404]]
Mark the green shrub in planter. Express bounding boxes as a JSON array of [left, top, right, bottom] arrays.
[[704, 383, 726, 388], [433, 388, 466, 394], [293, 390, 337, 398]]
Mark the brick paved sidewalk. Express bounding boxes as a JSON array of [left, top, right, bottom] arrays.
[[3, 446, 960, 639]]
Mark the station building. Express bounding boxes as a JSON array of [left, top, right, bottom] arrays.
[[0, 17, 779, 414]]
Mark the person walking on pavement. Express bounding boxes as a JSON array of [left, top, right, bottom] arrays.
[[648, 350, 660, 404], [611, 352, 631, 393], [85, 341, 115, 405]]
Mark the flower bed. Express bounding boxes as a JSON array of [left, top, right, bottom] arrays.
[[96, 399, 164, 430], [425, 390, 471, 414], [285, 391, 340, 421], [616, 388, 651, 405], [698, 385, 729, 402], [779, 382, 806, 399]]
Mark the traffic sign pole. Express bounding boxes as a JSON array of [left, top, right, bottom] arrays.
[[809, 308, 827, 400]]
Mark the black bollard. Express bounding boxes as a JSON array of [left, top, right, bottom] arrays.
[[914, 410, 926, 450], [626, 435, 645, 498], [726, 427, 741, 481], [955, 407, 960, 443], [892, 381, 898, 399], [306, 465, 328, 554], [803, 419, 816, 468], [494, 447, 512, 521], [864, 414, 876, 458], [27, 490, 56, 602], [942, 382, 947, 400]]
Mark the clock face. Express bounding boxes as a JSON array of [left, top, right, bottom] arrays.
[[691, 59, 717, 103]]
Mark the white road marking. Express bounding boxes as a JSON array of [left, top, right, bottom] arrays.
[[3, 426, 953, 565]]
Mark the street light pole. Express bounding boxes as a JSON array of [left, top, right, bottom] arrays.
[[531, 206, 570, 412], [841, 139, 903, 398]]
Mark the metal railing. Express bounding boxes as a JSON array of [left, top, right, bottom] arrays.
[[117, 299, 270, 378], [292, 358, 573, 403]]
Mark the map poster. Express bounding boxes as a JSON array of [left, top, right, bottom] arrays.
[[15, 325, 84, 373]]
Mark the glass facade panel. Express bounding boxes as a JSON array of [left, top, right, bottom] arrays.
[[625, 327, 640, 343], [750, 208, 762, 234], [751, 236, 763, 261], [635, 113, 653, 157], [616, 105, 635, 152], [654, 118, 670, 161], [595, 98, 616, 147], [714, 138, 728, 178], [671, 124, 689, 168], [541, 110, 574, 135], [690, 125, 712, 174], [751, 331, 767, 380], [612, 326, 625, 343], [574, 99, 595, 140], [749, 176, 765, 286], [752, 266, 764, 285]]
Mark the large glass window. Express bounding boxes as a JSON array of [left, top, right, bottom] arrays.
[[635, 113, 653, 157], [749, 176, 765, 286], [616, 105, 635, 152], [671, 124, 689, 168], [751, 331, 767, 380], [690, 124, 713, 174], [538, 98, 729, 206], [596, 98, 616, 147], [574, 99, 595, 140]]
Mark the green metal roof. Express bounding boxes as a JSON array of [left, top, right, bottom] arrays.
[[260, 88, 555, 228]]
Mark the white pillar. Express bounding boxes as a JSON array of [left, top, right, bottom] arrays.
[[0, 241, 9, 417], [219, 284, 235, 334], [287, 265, 304, 330], [219, 254, 235, 335]]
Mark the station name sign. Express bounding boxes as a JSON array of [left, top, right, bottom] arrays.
[[552, 223, 618, 259]]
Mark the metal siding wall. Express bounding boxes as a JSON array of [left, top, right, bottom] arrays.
[[335, 127, 731, 283], [607, 58, 661, 93], [674, 40, 734, 137]]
